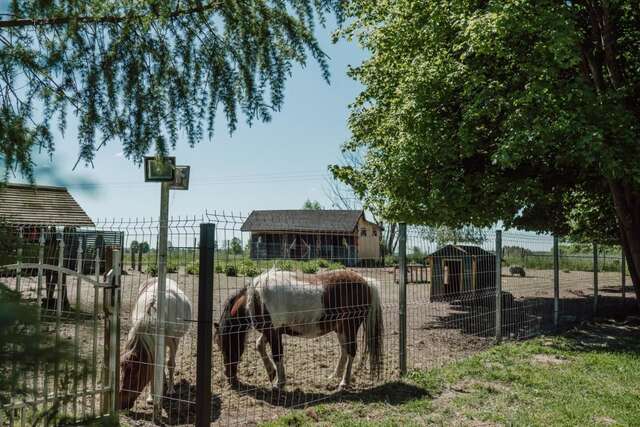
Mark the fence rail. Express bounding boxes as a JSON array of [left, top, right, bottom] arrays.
[[1, 215, 635, 426]]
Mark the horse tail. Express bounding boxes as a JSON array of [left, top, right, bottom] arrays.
[[363, 280, 384, 380]]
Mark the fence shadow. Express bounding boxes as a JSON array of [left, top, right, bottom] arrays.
[[549, 317, 640, 356], [125, 380, 222, 425], [230, 380, 428, 409], [426, 292, 637, 340]]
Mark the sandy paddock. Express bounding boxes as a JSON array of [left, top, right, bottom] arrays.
[[2, 266, 634, 426]]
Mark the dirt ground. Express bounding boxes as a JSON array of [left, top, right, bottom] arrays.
[[2, 265, 635, 426]]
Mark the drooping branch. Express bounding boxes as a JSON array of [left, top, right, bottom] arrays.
[[0, 2, 222, 29]]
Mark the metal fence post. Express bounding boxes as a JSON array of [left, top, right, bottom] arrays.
[[196, 224, 215, 427], [109, 250, 122, 416], [154, 181, 170, 422], [495, 230, 502, 343], [593, 243, 598, 315], [553, 236, 560, 329], [398, 223, 407, 376], [621, 252, 626, 301], [16, 227, 23, 293]]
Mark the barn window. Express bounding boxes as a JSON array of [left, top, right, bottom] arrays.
[[360, 228, 367, 237]]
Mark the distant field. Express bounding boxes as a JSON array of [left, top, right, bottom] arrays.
[[265, 318, 640, 427]]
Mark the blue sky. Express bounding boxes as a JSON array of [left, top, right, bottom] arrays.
[[15, 18, 366, 220]]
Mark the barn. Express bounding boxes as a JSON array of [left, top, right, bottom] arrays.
[[241, 210, 381, 266], [427, 245, 496, 301], [0, 183, 122, 308]]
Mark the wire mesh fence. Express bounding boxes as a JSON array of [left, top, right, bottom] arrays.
[[1, 213, 635, 426], [0, 224, 120, 426]]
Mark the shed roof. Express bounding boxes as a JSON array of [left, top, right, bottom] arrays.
[[429, 244, 494, 257], [241, 210, 375, 233], [0, 183, 94, 227]]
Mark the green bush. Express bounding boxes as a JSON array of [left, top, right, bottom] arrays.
[[187, 263, 199, 275], [167, 262, 179, 273], [239, 261, 260, 277], [327, 261, 344, 270], [276, 260, 294, 271], [215, 263, 224, 274], [225, 264, 238, 277], [301, 261, 319, 274], [317, 259, 330, 268], [384, 255, 398, 267], [146, 265, 158, 277]]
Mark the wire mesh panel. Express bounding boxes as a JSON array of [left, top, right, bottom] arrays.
[[0, 225, 119, 426], [102, 218, 203, 425], [206, 210, 396, 426], [404, 227, 497, 372], [5, 213, 636, 426], [500, 232, 555, 338]]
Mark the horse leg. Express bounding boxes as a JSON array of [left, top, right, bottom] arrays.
[[339, 324, 358, 391], [167, 338, 178, 395], [146, 373, 154, 405], [268, 330, 285, 389], [330, 332, 348, 380], [256, 332, 276, 382]]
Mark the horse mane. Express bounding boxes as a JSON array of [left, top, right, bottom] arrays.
[[220, 287, 250, 327], [122, 327, 154, 365]]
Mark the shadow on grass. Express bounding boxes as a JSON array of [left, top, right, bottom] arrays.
[[556, 317, 640, 355], [228, 380, 429, 409]]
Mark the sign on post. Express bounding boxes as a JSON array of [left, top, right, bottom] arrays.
[[143, 155, 190, 422], [144, 156, 176, 182]]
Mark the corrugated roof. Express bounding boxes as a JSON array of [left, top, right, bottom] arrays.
[[0, 183, 94, 226], [241, 210, 370, 233], [429, 244, 494, 257]]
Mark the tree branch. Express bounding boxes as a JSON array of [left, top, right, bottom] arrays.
[[0, 1, 222, 29]]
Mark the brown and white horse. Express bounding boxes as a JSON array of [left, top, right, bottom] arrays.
[[214, 268, 383, 390], [119, 278, 193, 409]]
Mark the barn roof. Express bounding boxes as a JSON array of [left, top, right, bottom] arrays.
[[0, 183, 94, 227], [241, 210, 374, 233], [429, 244, 494, 257]]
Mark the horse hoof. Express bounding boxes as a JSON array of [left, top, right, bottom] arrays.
[[338, 383, 350, 392]]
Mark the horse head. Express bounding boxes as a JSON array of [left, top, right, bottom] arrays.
[[119, 338, 154, 410], [216, 288, 250, 386]]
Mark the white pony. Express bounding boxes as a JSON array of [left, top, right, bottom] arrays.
[[119, 277, 192, 410]]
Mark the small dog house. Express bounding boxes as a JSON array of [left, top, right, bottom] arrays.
[[427, 245, 496, 300]]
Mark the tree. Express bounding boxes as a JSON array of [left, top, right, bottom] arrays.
[[0, 0, 342, 180], [140, 242, 150, 254], [229, 237, 243, 255], [421, 226, 487, 248], [325, 155, 399, 255], [302, 199, 322, 210], [129, 240, 139, 269], [333, 1, 640, 302]]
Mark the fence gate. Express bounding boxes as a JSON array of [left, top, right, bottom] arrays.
[[0, 238, 121, 426]]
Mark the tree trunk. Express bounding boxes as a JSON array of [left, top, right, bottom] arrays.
[[385, 223, 398, 254], [610, 180, 640, 308]]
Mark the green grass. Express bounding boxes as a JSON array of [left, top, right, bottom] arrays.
[[263, 321, 640, 427], [504, 253, 625, 273]]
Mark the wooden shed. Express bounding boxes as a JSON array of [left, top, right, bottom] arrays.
[[0, 184, 121, 308], [427, 245, 496, 301], [241, 210, 381, 266]]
